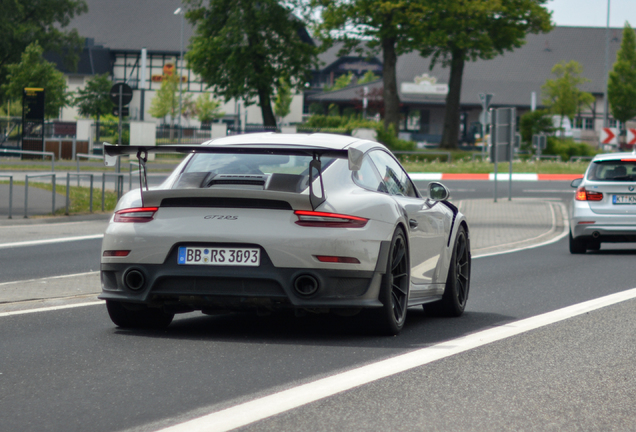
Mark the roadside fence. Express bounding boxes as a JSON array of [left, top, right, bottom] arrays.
[[0, 175, 13, 218], [569, 156, 594, 163], [24, 174, 56, 218], [1, 148, 55, 171], [65, 173, 94, 214], [531, 155, 562, 162], [394, 150, 452, 163]]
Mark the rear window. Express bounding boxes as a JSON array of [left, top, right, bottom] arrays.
[[587, 161, 636, 181], [174, 153, 335, 191]]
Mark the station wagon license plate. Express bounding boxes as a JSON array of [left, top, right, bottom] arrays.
[[613, 194, 636, 205], [177, 247, 260, 266]]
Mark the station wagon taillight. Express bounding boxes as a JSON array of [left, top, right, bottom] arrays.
[[294, 210, 368, 228], [114, 207, 158, 223], [575, 187, 603, 201]]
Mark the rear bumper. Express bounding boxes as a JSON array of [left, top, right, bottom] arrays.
[[99, 241, 390, 310], [570, 202, 636, 240]]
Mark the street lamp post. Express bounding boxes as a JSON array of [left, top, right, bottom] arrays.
[[174, 7, 184, 144]]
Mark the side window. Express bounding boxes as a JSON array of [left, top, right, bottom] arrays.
[[352, 155, 387, 193], [368, 150, 418, 198]]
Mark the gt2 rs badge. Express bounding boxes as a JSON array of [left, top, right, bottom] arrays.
[[204, 215, 238, 220]]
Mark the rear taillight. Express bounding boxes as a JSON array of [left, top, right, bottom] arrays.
[[113, 207, 158, 223], [294, 210, 368, 228], [575, 187, 603, 201]]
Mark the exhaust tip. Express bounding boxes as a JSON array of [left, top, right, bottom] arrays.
[[123, 269, 145, 291], [592, 231, 600, 239], [294, 275, 319, 296]]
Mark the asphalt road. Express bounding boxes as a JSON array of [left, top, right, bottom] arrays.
[[1, 237, 635, 432]]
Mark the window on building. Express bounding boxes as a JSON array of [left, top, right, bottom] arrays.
[[406, 110, 420, 131], [609, 118, 621, 128], [574, 117, 595, 130]]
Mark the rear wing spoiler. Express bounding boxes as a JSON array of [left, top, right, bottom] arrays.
[[103, 143, 364, 210]]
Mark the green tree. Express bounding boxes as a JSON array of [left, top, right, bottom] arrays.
[[315, 0, 414, 135], [73, 73, 112, 121], [542, 60, 595, 134], [2, 42, 70, 118], [195, 92, 225, 127], [149, 73, 179, 132], [185, 0, 318, 128], [409, 0, 552, 149], [324, 72, 354, 92], [519, 109, 553, 144], [358, 70, 380, 84], [0, 0, 87, 100], [608, 22, 636, 133], [274, 76, 293, 125]]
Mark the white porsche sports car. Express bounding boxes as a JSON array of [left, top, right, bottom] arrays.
[[100, 133, 471, 335]]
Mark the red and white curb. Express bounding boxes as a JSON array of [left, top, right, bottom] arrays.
[[409, 173, 583, 181]]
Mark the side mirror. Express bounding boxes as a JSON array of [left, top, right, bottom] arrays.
[[570, 178, 583, 188], [428, 182, 450, 201]]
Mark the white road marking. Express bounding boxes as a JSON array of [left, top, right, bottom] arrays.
[[0, 300, 104, 318], [0, 271, 99, 287], [157, 286, 636, 432], [521, 189, 573, 194], [473, 201, 569, 259], [0, 234, 103, 249]]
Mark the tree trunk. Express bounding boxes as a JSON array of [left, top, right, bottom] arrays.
[[440, 50, 466, 149], [382, 36, 400, 135], [258, 87, 277, 128]]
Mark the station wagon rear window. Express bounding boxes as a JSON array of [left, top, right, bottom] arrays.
[[587, 160, 636, 181]]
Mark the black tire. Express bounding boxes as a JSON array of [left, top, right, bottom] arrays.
[[425, 225, 470, 317], [371, 228, 410, 336], [569, 231, 587, 254], [106, 300, 174, 329]]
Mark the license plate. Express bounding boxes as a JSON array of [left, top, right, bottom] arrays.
[[178, 247, 260, 266], [613, 194, 636, 205]]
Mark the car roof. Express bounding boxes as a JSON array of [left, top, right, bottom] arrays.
[[203, 132, 384, 152], [592, 152, 636, 162]]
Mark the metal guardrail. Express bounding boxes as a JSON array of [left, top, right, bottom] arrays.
[[0, 149, 55, 171], [65, 173, 94, 214], [0, 175, 13, 218], [569, 156, 594, 162], [76, 153, 104, 173], [24, 174, 56, 218], [101, 173, 125, 211], [531, 155, 562, 162], [393, 151, 452, 163]]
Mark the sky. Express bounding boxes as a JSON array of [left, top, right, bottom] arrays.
[[547, 0, 636, 28]]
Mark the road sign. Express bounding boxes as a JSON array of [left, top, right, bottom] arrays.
[[490, 107, 515, 162], [532, 134, 547, 150], [600, 127, 618, 145], [112, 106, 129, 117], [479, 93, 494, 111], [109, 83, 133, 106], [627, 128, 636, 145]]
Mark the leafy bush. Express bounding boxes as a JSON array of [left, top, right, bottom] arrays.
[[300, 115, 415, 151], [519, 109, 554, 149], [544, 137, 598, 161]]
